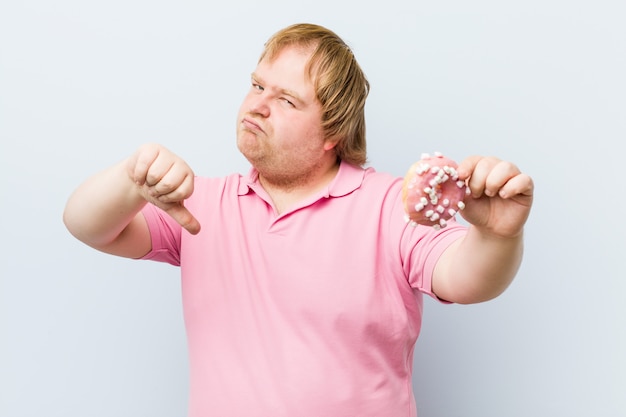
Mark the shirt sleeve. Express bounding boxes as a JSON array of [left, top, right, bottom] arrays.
[[138, 204, 183, 266], [404, 223, 466, 302], [389, 178, 467, 302]]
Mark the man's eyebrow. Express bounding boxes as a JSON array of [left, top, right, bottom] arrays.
[[251, 72, 303, 103]]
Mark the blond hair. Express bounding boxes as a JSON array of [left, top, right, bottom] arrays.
[[260, 23, 370, 166]]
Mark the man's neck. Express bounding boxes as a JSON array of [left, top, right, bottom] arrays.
[[259, 160, 340, 215]]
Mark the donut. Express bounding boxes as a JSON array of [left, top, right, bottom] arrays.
[[402, 152, 469, 229]]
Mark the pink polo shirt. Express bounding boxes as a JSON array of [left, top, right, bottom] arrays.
[[140, 161, 466, 417]]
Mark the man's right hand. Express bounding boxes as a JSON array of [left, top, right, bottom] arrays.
[[64, 143, 201, 259], [127, 143, 201, 235]]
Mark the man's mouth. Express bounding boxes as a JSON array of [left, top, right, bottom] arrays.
[[242, 117, 264, 133]]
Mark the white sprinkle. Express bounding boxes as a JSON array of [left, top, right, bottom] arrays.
[[439, 219, 447, 228], [432, 224, 441, 230], [425, 209, 434, 217], [436, 205, 445, 213], [457, 201, 465, 210], [442, 199, 450, 207], [416, 164, 429, 175], [456, 180, 465, 188], [414, 203, 425, 212], [448, 209, 457, 217], [430, 213, 440, 221]]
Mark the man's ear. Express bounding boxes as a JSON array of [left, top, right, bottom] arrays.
[[323, 137, 339, 151]]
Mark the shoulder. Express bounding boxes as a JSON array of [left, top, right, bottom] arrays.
[[359, 166, 404, 201], [184, 173, 248, 211], [362, 166, 402, 185], [331, 162, 402, 198], [191, 172, 249, 195]]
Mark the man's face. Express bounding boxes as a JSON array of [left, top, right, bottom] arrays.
[[236, 45, 336, 185]]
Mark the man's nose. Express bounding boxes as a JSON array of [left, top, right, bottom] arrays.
[[249, 93, 270, 117]]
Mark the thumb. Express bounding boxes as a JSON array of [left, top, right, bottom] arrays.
[[162, 202, 201, 235]]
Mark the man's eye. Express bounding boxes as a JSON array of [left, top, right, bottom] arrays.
[[252, 83, 264, 91], [281, 98, 295, 107]]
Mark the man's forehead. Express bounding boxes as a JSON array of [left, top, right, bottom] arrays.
[[256, 50, 315, 85], [262, 41, 316, 61]]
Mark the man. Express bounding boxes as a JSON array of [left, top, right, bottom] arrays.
[[64, 23, 533, 417]]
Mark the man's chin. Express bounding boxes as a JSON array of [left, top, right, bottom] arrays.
[[237, 145, 261, 167]]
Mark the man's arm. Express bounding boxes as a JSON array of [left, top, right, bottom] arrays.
[[432, 156, 534, 304], [63, 143, 201, 258]]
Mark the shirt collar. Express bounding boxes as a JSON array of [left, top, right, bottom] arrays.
[[237, 160, 367, 198]]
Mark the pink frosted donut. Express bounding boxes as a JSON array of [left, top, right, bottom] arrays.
[[402, 152, 469, 229]]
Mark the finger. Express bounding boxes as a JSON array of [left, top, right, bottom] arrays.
[[152, 171, 195, 202], [130, 145, 160, 185], [456, 155, 483, 180], [465, 156, 501, 198], [483, 160, 521, 198], [164, 202, 202, 235], [497, 173, 534, 200], [145, 153, 175, 188]]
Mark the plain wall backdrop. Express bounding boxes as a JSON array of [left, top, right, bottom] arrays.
[[1, 1, 625, 416]]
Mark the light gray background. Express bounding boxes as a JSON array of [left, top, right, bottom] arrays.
[[1, 0, 625, 416]]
